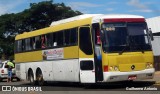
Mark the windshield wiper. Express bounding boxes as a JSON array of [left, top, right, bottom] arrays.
[[119, 45, 128, 55], [119, 36, 129, 55], [134, 44, 144, 53]]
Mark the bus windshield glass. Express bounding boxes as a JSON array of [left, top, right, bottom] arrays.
[[101, 22, 151, 53]]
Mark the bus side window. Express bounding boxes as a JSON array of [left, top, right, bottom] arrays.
[[22, 39, 25, 51], [35, 36, 41, 49], [17, 40, 22, 52], [46, 33, 53, 48], [25, 38, 31, 51], [79, 27, 93, 55], [41, 35, 47, 48], [70, 28, 77, 45], [57, 31, 64, 46], [52, 33, 57, 47], [64, 29, 70, 46], [31, 37, 36, 50]]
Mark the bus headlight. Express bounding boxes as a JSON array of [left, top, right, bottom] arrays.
[[109, 66, 119, 71], [109, 66, 113, 71], [146, 63, 153, 69], [114, 66, 119, 71]]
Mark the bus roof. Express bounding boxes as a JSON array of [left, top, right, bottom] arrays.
[[50, 14, 102, 27], [50, 14, 144, 26], [15, 14, 95, 40], [92, 14, 144, 23], [15, 14, 145, 40]]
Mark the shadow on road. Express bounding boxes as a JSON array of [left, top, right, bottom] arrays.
[[0, 78, 19, 82], [21, 81, 155, 90], [85, 81, 155, 90]]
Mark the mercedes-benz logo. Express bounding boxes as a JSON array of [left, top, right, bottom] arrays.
[[131, 65, 135, 70]]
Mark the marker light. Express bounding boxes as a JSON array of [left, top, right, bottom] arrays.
[[114, 66, 119, 71], [109, 66, 119, 71]]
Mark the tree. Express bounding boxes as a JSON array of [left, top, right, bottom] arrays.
[[0, 1, 82, 59]]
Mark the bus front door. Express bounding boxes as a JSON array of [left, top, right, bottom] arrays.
[[79, 26, 95, 83]]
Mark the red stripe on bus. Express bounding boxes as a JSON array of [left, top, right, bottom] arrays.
[[104, 18, 145, 23]]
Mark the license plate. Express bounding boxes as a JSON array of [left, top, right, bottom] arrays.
[[128, 75, 137, 80]]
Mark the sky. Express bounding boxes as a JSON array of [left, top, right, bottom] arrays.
[[0, 0, 160, 18]]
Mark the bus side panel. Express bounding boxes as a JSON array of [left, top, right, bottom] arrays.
[[15, 51, 42, 63], [15, 64, 20, 79], [16, 63, 26, 80], [52, 59, 79, 82], [23, 59, 79, 82], [21, 63, 26, 80]]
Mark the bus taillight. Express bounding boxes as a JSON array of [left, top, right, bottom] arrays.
[[104, 65, 108, 72]]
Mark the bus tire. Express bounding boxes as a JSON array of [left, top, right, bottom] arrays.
[[36, 69, 44, 86], [29, 71, 36, 85]]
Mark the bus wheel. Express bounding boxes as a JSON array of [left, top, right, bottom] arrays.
[[29, 71, 35, 85], [37, 70, 44, 86]]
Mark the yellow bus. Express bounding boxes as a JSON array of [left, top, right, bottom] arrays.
[[15, 14, 155, 85]]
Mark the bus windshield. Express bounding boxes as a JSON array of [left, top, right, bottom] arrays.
[[101, 22, 151, 53]]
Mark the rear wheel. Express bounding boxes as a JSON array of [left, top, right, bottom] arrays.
[[36, 70, 44, 86]]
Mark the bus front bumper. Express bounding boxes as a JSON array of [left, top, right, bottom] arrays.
[[103, 68, 155, 82]]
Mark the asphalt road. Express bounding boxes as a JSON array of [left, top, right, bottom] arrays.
[[0, 79, 160, 94]]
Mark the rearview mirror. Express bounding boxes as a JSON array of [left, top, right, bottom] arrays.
[[148, 28, 154, 41]]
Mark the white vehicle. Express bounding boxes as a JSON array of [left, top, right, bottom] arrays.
[[0, 60, 20, 81]]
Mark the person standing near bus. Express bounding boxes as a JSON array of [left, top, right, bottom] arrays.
[[6, 60, 14, 82]]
